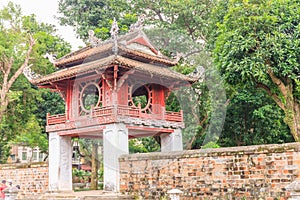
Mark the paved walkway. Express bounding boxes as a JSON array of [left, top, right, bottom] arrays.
[[74, 190, 129, 197], [19, 190, 133, 200]]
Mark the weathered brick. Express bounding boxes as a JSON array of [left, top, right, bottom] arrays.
[[119, 142, 300, 199], [0, 162, 48, 197]]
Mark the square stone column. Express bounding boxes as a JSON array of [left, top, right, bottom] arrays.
[[103, 123, 129, 192], [48, 132, 72, 192], [160, 129, 183, 152]]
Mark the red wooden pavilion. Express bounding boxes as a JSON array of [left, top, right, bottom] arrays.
[[30, 19, 197, 192]]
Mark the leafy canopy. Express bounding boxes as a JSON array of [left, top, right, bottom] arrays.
[[213, 0, 299, 97], [211, 0, 300, 140], [0, 2, 70, 162], [57, 0, 136, 41]]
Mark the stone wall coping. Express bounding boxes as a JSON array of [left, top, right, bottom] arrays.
[[0, 162, 48, 170], [119, 142, 300, 161]]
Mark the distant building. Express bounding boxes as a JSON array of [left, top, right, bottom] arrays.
[[8, 146, 47, 163]]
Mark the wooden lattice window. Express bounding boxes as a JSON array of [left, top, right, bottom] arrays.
[[78, 79, 103, 116], [128, 81, 153, 113]]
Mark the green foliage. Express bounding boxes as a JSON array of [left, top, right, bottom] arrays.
[[132, 0, 215, 41], [72, 168, 91, 183], [210, 0, 300, 140], [202, 141, 220, 149], [53, 0, 299, 149], [218, 89, 293, 147], [77, 138, 102, 164], [129, 137, 160, 153], [35, 90, 65, 130], [97, 163, 103, 184], [0, 117, 15, 163], [0, 2, 70, 162], [212, 0, 300, 86], [11, 115, 48, 153], [57, 0, 137, 41]]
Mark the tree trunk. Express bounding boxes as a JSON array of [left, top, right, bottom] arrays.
[[0, 35, 35, 123], [262, 70, 300, 142], [90, 142, 98, 190], [284, 84, 300, 142], [295, 101, 300, 136]]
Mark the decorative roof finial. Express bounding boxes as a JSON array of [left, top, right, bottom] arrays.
[[130, 14, 146, 32], [43, 52, 57, 64], [110, 18, 119, 39], [23, 64, 41, 81], [110, 18, 119, 55], [88, 30, 102, 47]]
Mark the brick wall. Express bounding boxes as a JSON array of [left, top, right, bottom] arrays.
[[119, 143, 300, 199], [0, 162, 48, 197]]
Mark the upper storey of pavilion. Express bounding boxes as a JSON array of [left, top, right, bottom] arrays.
[[31, 21, 196, 88], [28, 18, 198, 137]]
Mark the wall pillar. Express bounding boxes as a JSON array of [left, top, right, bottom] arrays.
[[103, 123, 128, 192], [160, 129, 183, 152], [286, 180, 300, 199], [48, 132, 72, 192]]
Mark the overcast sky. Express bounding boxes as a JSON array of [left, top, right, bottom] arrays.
[[0, 0, 84, 50]]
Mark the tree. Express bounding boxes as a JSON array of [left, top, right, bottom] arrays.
[[218, 88, 293, 147], [211, 0, 300, 141], [131, 0, 226, 148], [76, 138, 101, 189], [131, 0, 214, 43], [57, 0, 136, 41], [0, 3, 36, 162], [0, 2, 35, 122], [57, 0, 228, 149], [0, 2, 70, 162], [11, 115, 48, 162]]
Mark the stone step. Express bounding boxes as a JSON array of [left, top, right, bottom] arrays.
[[82, 194, 133, 200], [23, 191, 134, 200], [37, 194, 80, 200], [78, 192, 133, 200]]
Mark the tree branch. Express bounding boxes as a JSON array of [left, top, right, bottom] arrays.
[[183, 50, 202, 59], [0, 61, 5, 73], [186, 113, 209, 150], [1, 57, 13, 105], [256, 82, 285, 110], [7, 35, 35, 93], [267, 68, 287, 98], [153, 9, 165, 22]]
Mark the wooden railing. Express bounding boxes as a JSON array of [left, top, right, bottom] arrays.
[[92, 106, 114, 117], [117, 105, 140, 117], [165, 110, 183, 122], [47, 113, 67, 126], [47, 106, 183, 125]]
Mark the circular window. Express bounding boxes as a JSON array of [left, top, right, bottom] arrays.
[[80, 83, 101, 113], [129, 83, 152, 113], [132, 85, 149, 108]]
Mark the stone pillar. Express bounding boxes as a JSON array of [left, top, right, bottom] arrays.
[[160, 129, 183, 152], [48, 132, 72, 192], [103, 123, 128, 192], [287, 180, 300, 199]]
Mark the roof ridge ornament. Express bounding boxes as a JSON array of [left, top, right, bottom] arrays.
[[174, 52, 183, 63], [88, 30, 102, 47], [130, 14, 146, 32], [43, 52, 57, 64], [23, 64, 41, 82], [110, 18, 119, 55]]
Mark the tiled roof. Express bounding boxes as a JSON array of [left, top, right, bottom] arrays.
[[32, 55, 197, 86], [32, 55, 115, 85], [53, 43, 113, 67], [115, 56, 196, 82], [53, 30, 178, 67]]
